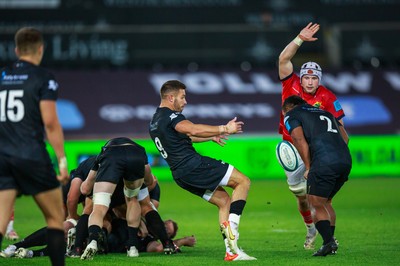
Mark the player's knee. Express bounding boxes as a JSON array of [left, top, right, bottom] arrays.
[[237, 174, 251, 191], [124, 186, 141, 198], [289, 182, 307, 197], [93, 192, 112, 207], [137, 187, 149, 201]]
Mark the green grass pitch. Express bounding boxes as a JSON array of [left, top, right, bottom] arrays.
[[2, 177, 400, 265]]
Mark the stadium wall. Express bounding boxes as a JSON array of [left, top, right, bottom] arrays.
[[48, 135, 400, 180]]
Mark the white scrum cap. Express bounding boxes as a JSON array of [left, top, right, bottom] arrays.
[[300, 61, 322, 83]]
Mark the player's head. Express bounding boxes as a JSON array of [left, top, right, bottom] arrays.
[[282, 95, 307, 115], [164, 219, 178, 239], [300, 61, 322, 95], [160, 80, 187, 112], [14, 27, 44, 64]]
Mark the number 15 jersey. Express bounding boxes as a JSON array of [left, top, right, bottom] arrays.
[[0, 60, 59, 160]]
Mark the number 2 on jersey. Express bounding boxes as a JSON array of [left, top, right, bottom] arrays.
[[0, 90, 25, 122], [319, 115, 338, 133]]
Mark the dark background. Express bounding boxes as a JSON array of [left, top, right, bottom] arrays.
[[1, 0, 399, 138]]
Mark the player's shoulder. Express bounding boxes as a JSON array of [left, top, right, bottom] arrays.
[[317, 85, 337, 98]]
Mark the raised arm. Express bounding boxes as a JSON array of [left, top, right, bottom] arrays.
[[279, 22, 320, 80]]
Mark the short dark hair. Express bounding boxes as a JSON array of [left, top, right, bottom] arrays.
[[160, 80, 186, 99], [14, 27, 43, 55], [165, 219, 178, 239], [282, 95, 307, 113]]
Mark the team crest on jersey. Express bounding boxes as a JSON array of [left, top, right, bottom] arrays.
[[48, 80, 59, 91], [169, 113, 178, 120], [313, 101, 323, 109]]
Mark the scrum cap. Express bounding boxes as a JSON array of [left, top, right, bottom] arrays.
[[300, 61, 322, 83]]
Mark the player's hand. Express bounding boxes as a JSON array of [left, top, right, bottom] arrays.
[[299, 22, 320, 42], [225, 117, 244, 134], [304, 169, 310, 179], [212, 134, 228, 147], [184, 235, 197, 247], [57, 167, 69, 185]]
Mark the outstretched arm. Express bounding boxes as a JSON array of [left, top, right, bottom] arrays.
[[279, 22, 320, 80], [176, 117, 243, 138]]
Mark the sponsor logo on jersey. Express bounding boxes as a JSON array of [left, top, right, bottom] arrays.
[[1, 73, 28, 84], [1, 74, 28, 81], [284, 116, 291, 131], [334, 100, 342, 112]]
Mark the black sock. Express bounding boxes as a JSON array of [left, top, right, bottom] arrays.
[[16, 226, 47, 249], [126, 227, 139, 248], [145, 210, 170, 246], [33, 247, 48, 257], [331, 225, 336, 237], [0, 233, 3, 249], [88, 225, 102, 242], [46, 228, 65, 266], [75, 214, 89, 249], [315, 220, 333, 245], [230, 200, 246, 215]]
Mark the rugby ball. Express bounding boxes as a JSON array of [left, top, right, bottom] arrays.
[[276, 140, 299, 172]]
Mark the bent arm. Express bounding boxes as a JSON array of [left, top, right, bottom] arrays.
[[67, 178, 83, 220], [80, 170, 97, 195], [338, 124, 349, 144], [143, 164, 154, 188], [290, 126, 311, 170]]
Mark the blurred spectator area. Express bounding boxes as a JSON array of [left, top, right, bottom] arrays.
[[0, 0, 399, 70]]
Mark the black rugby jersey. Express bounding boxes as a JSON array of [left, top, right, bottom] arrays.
[[284, 104, 351, 167], [149, 107, 201, 178], [72, 156, 97, 181], [0, 60, 58, 160]]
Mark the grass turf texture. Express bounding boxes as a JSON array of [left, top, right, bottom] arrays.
[[2, 177, 399, 265]]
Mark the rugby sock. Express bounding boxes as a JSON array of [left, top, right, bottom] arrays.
[[6, 220, 14, 234], [0, 233, 3, 248], [74, 214, 89, 249], [32, 247, 47, 257], [46, 228, 65, 266], [145, 210, 170, 246], [15, 226, 47, 248], [126, 227, 139, 249], [300, 210, 313, 224], [315, 220, 333, 245], [331, 225, 336, 236], [229, 200, 246, 233], [88, 225, 102, 242]]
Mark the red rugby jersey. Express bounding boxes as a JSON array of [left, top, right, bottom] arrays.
[[279, 73, 345, 142]]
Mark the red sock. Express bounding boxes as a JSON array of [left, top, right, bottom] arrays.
[[300, 210, 313, 224]]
